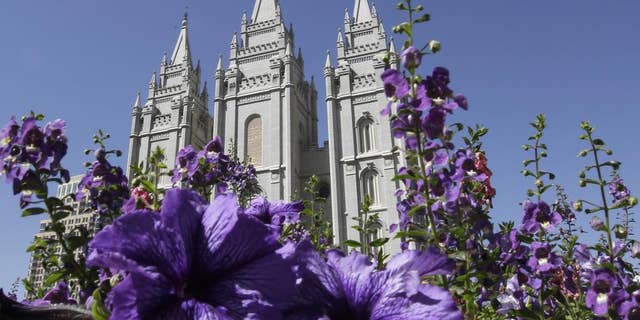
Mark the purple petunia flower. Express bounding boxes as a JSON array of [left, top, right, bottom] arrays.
[[586, 268, 619, 316], [520, 200, 562, 235], [286, 243, 462, 319], [88, 189, 297, 319]]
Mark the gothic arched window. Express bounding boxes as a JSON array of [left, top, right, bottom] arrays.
[[357, 117, 375, 154], [362, 169, 379, 205], [245, 115, 262, 166]]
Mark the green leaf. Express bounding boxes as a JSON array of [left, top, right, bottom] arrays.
[[21, 207, 46, 217], [92, 288, 111, 320], [369, 238, 389, 247], [44, 270, 67, 286], [344, 240, 362, 248]]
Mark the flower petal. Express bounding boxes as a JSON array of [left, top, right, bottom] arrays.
[[88, 211, 189, 284]]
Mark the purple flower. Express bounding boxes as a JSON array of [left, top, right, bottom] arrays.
[[421, 107, 446, 139], [77, 157, 129, 216], [586, 268, 619, 316], [172, 145, 199, 184], [609, 175, 631, 202], [527, 242, 561, 273], [381, 69, 410, 116], [88, 189, 297, 319], [520, 200, 562, 234], [245, 197, 303, 228], [454, 94, 468, 110], [30, 282, 77, 307], [425, 67, 452, 99], [401, 46, 422, 69], [287, 244, 461, 319]]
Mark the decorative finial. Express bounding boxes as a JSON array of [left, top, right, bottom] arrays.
[[182, 7, 188, 27]]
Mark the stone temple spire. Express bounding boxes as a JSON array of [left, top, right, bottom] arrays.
[[353, 0, 373, 23], [251, 0, 279, 23], [170, 12, 192, 65]]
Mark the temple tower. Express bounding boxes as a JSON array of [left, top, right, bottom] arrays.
[[324, 0, 401, 246], [127, 14, 212, 187], [213, 0, 321, 201]]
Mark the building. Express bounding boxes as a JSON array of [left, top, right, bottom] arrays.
[[127, 0, 401, 249], [26, 175, 95, 295]]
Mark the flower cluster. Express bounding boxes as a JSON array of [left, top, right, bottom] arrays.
[[76, 148, 129, 218], [85, 188, 461, 319], [172, 136, 260, 200], [0, 115, 70, 207]]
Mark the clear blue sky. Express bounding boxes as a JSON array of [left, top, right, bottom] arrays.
[[0, 0, 639, 293]]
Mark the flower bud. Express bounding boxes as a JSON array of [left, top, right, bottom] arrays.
[[94, 148, 106, 161], [535, 179, 543, 188], [572, 200, 583, 212], [629, 196, 638, 206], [401, 46, 422, 69], [632, 241, 640, 258], [428, 40, 441, 53], [590, 217, 605, 231], [614, 225, 628, 239]]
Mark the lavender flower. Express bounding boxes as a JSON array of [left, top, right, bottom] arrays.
[[245, 197, 303, 229], [88, 189, 297, 319], [520, 200, 562, 234], [586, 268, 619, 316], [287, 243, 462, 319], [30, 282, 76, 307], [609, 175, 631, 201], [381, 69, 410, 116], [401, 46, 422, 69], [527, 242, 561, 273], [76, 156, 129, 216]]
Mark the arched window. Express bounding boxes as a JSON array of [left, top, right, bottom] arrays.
[[357, 117, 375, 154], [362, 169, 379, 205], [246, 116, 262, 166]]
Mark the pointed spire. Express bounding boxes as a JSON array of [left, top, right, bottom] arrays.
[[251, 0, 279, 23], [389, 37, 397, 54], [149, 71, 157, 86], [216, 54, 223, 71], [336, 29, 344, 46], [201, 81, 208, 97], [231, 32, 238, 47], [353, 0, 373, 23], [161, 52, 168, 65], [371, 2, 378, 17], [285, 39, 293, 56], [379, 22, 386, 35], [170, 12, 192, 65], [133, 92, 141, 109], [344, 8, 350, 22], [298, 47, 303, 60], [325, 50, 332, 68], [241, 10, 248, 24], [310, 76, 315, 87]]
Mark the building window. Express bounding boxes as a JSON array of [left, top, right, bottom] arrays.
[[245, 115, 262, 166], [362, 169, 379, 205], [357, 117, 374, 154]]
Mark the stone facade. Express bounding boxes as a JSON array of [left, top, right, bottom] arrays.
[[127, 0, 400, 251], [324, 0, 402, 247], [127, 14, 212, 189]]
